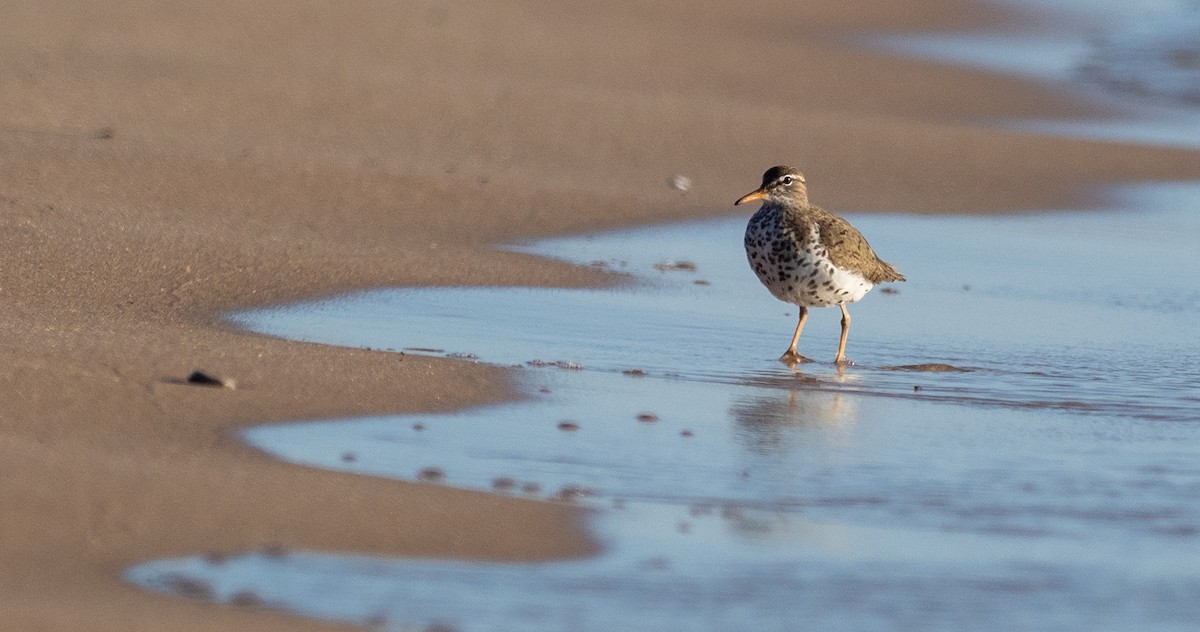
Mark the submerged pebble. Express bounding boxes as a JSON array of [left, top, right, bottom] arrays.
[[161, 574, 213, 600]]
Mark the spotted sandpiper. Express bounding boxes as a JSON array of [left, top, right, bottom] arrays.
[[736, 166, 904, 365]]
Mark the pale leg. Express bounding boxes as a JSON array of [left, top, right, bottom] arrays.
[[835, 303, 852, 364], [780, 306, 811, 364]]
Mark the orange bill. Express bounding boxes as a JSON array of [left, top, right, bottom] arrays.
[[735, 189, 767, 206]]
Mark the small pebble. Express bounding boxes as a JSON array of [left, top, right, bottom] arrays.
[[230, 590, 264, 607], [636, 413, 658, 423], [341, 452, 357, 463], [557, 421, 580, 431], [185, 369, 236, 389], [413, 422, 426, 431], [261, 543, 288, 558], [680, 429, 694, 438], [417, 467, 445, 483], [914, 385, 923, 392]]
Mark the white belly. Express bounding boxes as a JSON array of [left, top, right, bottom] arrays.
[[745, 213, 874, 308]]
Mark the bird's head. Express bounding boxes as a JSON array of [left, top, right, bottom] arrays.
[[734, 165, 809, 207]]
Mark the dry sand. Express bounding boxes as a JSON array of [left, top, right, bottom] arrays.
[[2, 0, 1199, 629]]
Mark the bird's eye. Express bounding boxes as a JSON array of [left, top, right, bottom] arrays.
[[782, 176, 794, 186]]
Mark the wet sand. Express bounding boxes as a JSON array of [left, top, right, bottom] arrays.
[[3, 0, 1200, 629]]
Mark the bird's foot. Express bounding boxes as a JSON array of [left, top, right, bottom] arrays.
[[833, 356, 856, 367], [779, 350, 814, 366]]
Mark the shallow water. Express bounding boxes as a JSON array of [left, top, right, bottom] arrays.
[[873, 0, 1200, 147], [129, 183, 1200, 631]]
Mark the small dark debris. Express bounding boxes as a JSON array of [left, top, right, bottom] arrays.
[[161, 574, 213, 600], [693, 279, 711, 285], [882, 363, 972, 373], [553, 485, 594, 502], [539, 387, 552, 393], [185, 369, 236, 389], [230, 590, 265, 608], [341, 452, 357, 463], [642, 556, 671, 571], [880, 286, 900, 295], [413, 422, 426, 431], [680, 429, 694, 438], [557, 421, 580, 431], [913, 385, 923, 392], [492, 477, 517, 491], [622, 368, 647, 377], [527, 359, 583, 370], [417, 467, 445, 483], [636, 413, 658, 423], [261, 543, 288, 559], [654, 260, 697, 272]]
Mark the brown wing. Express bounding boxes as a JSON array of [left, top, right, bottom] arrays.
[[813, 207, 905, 284]]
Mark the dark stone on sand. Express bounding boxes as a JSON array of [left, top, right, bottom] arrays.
[[261, 542, 288, 558], [230, 590, 265, 607], [417, 467, 445, 483], [203, 550, 230, 565], [882, 363, 972, 372], [185, 369, 236, 389]]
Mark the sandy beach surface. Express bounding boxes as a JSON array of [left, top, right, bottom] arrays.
[[3, 0, 1200, 629]]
